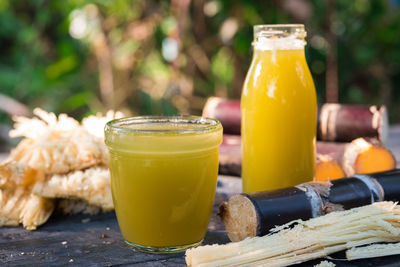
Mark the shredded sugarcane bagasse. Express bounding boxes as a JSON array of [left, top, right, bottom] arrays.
[[346, 242, 400, 260], [185, 201, 400, 267], [0, 109, 123, 230]]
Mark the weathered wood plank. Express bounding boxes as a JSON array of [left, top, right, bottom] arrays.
[[0, 209, 231, 266]]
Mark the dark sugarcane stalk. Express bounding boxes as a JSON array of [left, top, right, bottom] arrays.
[[203, 97, 388, 143], [317, 103, 388, 143], [219, 169, 400, 242]]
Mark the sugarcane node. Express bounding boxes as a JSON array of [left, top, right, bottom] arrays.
[[302, 181, 332, 198], [368, 169, 400, 202], [323, 202, 345, 213]]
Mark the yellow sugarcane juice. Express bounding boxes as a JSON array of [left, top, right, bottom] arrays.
[[241, 25, 317, 192], [105, 116, 222, 253]]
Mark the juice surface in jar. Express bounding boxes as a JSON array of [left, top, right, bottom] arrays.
[[241, 24, 317, 193], [104, 116, 222, 253]]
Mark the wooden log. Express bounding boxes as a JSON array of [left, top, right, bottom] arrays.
[[203, 97, 389, 143], [219, 169, 400, 242], [219, 135, 396, 179]]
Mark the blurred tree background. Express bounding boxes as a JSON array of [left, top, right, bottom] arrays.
[[0, 0, 399, 149]]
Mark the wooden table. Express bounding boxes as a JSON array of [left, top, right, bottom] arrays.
[[1, 175, 400, 267], [1, 127, 400, 266]]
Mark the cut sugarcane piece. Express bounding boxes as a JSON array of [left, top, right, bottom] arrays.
[[219, 186, 323, 241], [343, 138, 396, 176], [220, 169, 400, 242], [315, 154, 345, 181]]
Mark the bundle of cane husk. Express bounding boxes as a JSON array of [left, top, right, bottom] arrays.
[[0, 108, 123, 230]]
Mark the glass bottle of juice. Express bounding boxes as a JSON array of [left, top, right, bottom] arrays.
[[241, 24, 317, 192]]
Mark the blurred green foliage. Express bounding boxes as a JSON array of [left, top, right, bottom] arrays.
[[0, 0, 399, 138]]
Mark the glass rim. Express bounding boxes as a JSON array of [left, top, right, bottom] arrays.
[[253, 24, 306, 39], [105, 115, 222, 135], [254, 24, 304, 28]]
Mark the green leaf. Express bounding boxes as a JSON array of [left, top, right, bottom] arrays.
[[45, 55, 79, 80], [211, 47, 234, 85]]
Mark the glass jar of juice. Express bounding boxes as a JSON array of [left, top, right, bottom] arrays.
[[104, 116, 222, 253], [241, 24, 317, 192]]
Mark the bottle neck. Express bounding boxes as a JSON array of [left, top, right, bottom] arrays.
[[253, 38, 305, 51], [252, 49, 307, 67], [253, 24, 306, 51]]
